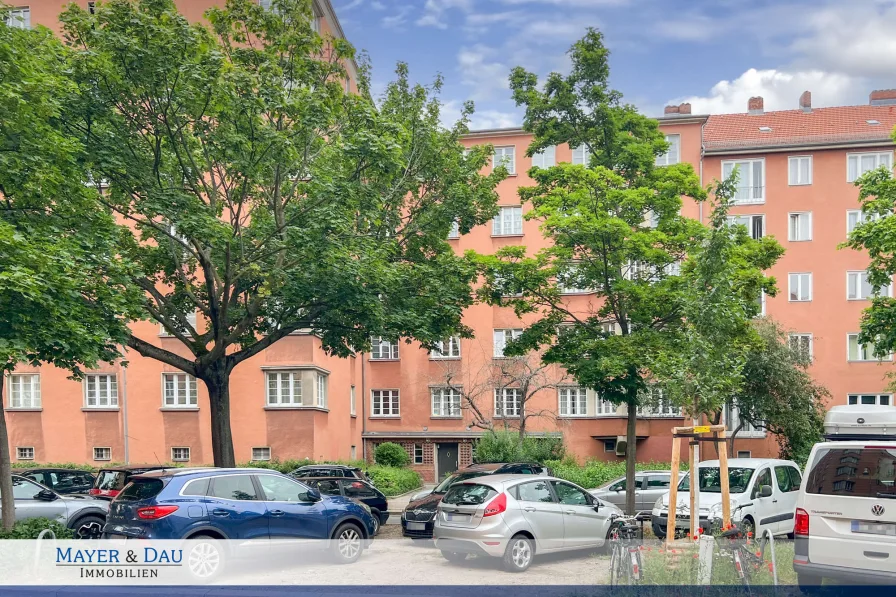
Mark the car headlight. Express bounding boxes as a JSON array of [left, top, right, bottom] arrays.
[[654, 496, 664, 510]]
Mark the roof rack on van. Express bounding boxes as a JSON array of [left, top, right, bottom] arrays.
[[823, 404, 896, 441]]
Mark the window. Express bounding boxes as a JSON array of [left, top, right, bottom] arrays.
[[807, 447, 896, 498], [847, 271, 892, 300], [789, 334, 813, 360], [350, 445, 356, 460], [162, 373, 198, 408], [370, 336, 399, 360], [84, 374, 118, 408], [4, 7, 30, 29], [251, 447, 271, 461], [551, 481, 590, 505], [847, 210, 881, 234], [832, 480, 855, 492], [531, 146, 556, 169], [517, 480, 554, 503], [431, 387, 461, 417], [788, 156, 812, 185], [493, 146, 515, 174], [88, 2, 96, 14], [596, 397, 617, 416], [8, 374, 40, 409], [557, 266, 591, 294], [210, 475, 259, 501], [571, 145, 587, 165], [847, 151, 893, 182], [757, 291, 766, 316], [350, 385, 356, 416], [789, 273, 812, 302], [159, 311, 197, 336], [727, 214, 764, 239], [722, 159, 764, 204], [847, 333, 892, 361], [558, 387, 587, 417], [430, 336, 461, 359], [371, 390, 400, 417], [413, 444, 424, 465], [342, 479, 377, 499], [752, 468, 773, 499], [494, 388, 522, 418], [646, 475, 671, 488], [836, 465, 856, 476], [171, 447, 191, 462], [258, 475, 304, 502], [848, 394, 892, 406], [604, 439, 617, 453], [637, 386, 683, 417], [316, 373, 327, 408], [492, 206, 523, 236], [775, 466, 801, 493], [724, 402, 765, 437], [655, 134, 680, 166], [737, 451, 752, 459], [788, 212, 812, 241], [16, 447, 34, 461], [266, 371, 302, 406], [448, 220, 460, 239], [493, 328, 523, 358], [93, 447, 112, 461]]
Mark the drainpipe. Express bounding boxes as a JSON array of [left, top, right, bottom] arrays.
[[361, 352, 367, 461], [120, 357, 130, 465]]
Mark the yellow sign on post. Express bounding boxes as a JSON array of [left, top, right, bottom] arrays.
[[693, 425, 711, 434]]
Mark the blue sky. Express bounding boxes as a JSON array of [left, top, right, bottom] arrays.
[[334, 0, 896, 129]]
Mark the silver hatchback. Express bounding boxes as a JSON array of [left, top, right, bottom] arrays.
[[433, 475, 623, 572]]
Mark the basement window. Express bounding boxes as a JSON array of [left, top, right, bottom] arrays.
[[758, 126, 772, 132]]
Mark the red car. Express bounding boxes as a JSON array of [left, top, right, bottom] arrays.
[[89, 465, 173, 499]]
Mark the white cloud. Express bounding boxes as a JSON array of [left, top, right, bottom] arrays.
[[670, 68, 861, 115], [499, 0, 626, 5], [457, 45, 510, 101], [381, 6, 411, 29], [416, 0, 472, 29], [339, 0, 364, 11], [441, 100, 520, 130], [463, 10, 527, 34], [370, 0, 386, 9]]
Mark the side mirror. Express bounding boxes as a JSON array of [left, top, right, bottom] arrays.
[[593, 501, 601, 512], [36, 489, 58, 502], [759, 485, 773, 498], [305, 488, 322, 502]]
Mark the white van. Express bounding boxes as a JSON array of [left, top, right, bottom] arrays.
[[793, 404, 896, 588]]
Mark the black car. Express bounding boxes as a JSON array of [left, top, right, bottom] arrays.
[[290, 464, 371, 484], [400, 462, 551, 539], [16, 468, 96, 495], [89, 465, 173, 499], [299, 476, 390, 534]]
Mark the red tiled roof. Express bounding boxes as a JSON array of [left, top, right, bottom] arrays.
[[703, 105, 896, 152]]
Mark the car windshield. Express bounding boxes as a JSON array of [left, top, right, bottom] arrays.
[[678, 467, 755, 494], [442, 483, 497, 506], [96, 471, 127, 491], [433, 471, 489, 493]]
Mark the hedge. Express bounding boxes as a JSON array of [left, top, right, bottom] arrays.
[[547, 457, 689, 489], [0, 518, 74, 539]]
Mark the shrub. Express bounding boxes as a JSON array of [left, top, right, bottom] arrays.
[[0, 518, 74, 539], [374, 442, 409, 467], [367, 465, 421, 496], [10, 462, 95, 471], [473, 431, 565, 464], [240, 459, 316, 474], [545, 459, 689, 488]]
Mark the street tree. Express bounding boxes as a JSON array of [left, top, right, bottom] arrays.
[[56, 0, 503, 466], [475, 29, 706, 513]]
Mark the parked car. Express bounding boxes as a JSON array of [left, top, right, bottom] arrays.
[[650, 458, 803, 539], [16, 468, 96, 495], [433, 475, 623, 572], [290, 465, 371, 484], [590, 470, 673, 516], [90, 465, 173, 499], [793, 404, 896, 589], [103, 468, 376, 572], [402, 463, 550, 539], [2, 475, 108, 535], [299, 476, 390, 534]]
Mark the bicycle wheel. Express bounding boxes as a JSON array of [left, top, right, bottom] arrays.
[[609, 544, 621, 586]]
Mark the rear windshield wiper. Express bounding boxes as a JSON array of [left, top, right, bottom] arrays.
[[877, 492, 896, 499]]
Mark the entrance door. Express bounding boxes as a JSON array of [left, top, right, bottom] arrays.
[[437, 443, 459, 480]]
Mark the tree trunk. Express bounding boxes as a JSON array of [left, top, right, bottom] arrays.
[[625, 401, 637, 515], [203, 367, 236, 468], [0, 378, 15, 531]]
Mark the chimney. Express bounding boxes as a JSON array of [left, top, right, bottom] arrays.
[[870, 89, 896, 106], [678, 103, 692, 115], [748, 96, 764, 114], [664, 105, 680, 115], [799, 90, 811, 113]]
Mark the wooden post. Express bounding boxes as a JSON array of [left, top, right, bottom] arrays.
[[689, 437, 697, 539], [666, 435, 681, 546], [717, 428, 731, 529]]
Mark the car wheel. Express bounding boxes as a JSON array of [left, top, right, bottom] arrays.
[[502, 534, 534, 573], [741, 516, 756, 538], [186, 537, 225, 581], [440, 550, 467, 563], [331, 523, 364, 564], [72, 515, 105, 539], [651, 523, 666, 539], [369, 509, 382, 535]]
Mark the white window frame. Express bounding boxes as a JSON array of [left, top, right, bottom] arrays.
[[636, 386, 683, 418], [350, 385, 356, 416], [16, 447, 34, 461], [93, 447, 112, 462], [531, 146, 556, 169], [430, 336, 461, 359], [265, 370, 303, 407], [492, 206, 523, 236], [316, 373, 327, 408], [727, 214, 765, 239], [847, 393, 892, 406], [655, 134, 680, 166], [847, 333, 893, 362], [722, 158, 765, 205], [847, 270, 893, 300], [757, 291, 767, 317], [159, 311, 197, 337], [493, 146, 516, 174], [162, 373, 198, 408], [788, 273, 812, 302], [494, 388, 522, 418], [371, 389, 400, 417], [595, 397, 617, 416], [430, 387, 461, 418], [847, 210, 880, 234], [788, 156, 812, 186], [571, 145, 587, 165], [5, 7, 30, 29], [413, 444, 424, 464], [789, 333, 813, 360], [7, 373, 41, 409], [788, 212, 812, 241], [724, 403, 765, 438], [493, 328, 523, 358], [84, 374, 119, 409], [171, 447, 191, 462], [448, 220, 460, 239], [558, 387, 588, 417], [251, 447, 271, 461], [370, 336, 399, 360], [847, 151, 893, 183]]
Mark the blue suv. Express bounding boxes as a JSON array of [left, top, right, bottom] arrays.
[[103, 468, 376, 565]]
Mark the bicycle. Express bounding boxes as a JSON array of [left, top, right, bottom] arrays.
[[714, 521, 768, 588], [607, 513, 643, 586]]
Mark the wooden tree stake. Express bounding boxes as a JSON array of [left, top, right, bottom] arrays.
[[666, 435, 681, 546]]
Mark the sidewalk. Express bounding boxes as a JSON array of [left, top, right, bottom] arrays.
[[385, 483, 435, 524]]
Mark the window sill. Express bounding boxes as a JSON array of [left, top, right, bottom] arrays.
[[263, 406, 329, 413], [351, 414, 357, 418], [560, 291, 595, 296], [430, 416, 463, 420], [788, 239, 812, 242], [491, 234, 524, 238], [369, 416, 401, 420], [847, 298, 874, 301], [788, 300, 812, 303], [5, 408, 42, 412], [159, 407, 200, 412], [429, 357, 461, 362], [82, 408, 120, 412], [848, 359, 893, 363], [369, 359, 400, 363]]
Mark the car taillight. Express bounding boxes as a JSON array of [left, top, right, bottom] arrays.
[[794, 508, 809, 536], [483, 492, 507, 517], [136, 505, 179, 520], [89, 489, 100, 496]]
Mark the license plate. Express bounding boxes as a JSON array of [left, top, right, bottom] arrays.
[[852, 520, 896, 536], [407, 522, 425, 531], [106, 534, 127, 540], [445, 513, 468, 522]]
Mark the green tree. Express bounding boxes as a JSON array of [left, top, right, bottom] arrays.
[[477, 29, 706, 514], [0, 11, 136, 530], [57, 0, 502, 466], [373, 442, 409, 468]]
